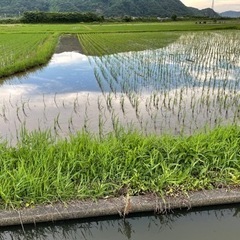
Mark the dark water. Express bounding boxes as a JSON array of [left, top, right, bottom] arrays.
[[1, 205, 240, 240]]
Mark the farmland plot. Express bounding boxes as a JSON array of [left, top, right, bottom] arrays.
[[86, 31, 240, 135], [0, 33, 57, 77], [0, 31, 239, 142], [0, 30, 240, 207]]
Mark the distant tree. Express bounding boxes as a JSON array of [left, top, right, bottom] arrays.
[[122, 15, 132, 22], [171, 14, 177, 21], [21, 11, 103, 23]]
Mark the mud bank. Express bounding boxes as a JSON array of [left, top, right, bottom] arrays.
[[55, 34, 83, 53]]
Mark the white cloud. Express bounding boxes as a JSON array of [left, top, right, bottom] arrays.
[[0, 84, 37, 98], [50, 52, 88, 66]]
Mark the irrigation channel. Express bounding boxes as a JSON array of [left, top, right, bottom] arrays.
[[0, 31, 239, 143], [1, 204, 240, 239]]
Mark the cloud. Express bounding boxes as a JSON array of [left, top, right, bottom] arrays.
[[50, 52, 88, 66]]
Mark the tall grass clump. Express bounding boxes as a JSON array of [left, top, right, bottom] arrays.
[[1, 125, 240, 209]]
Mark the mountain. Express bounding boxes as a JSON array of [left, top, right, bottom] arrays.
[[220, 11, 240, 18], [188, 7, 219, 18], [0, 0, 50, 16], [0, 0, 218, 18], [199, 8, 220, 18]]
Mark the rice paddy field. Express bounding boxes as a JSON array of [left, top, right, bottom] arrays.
[[0, 21, 240, 208]]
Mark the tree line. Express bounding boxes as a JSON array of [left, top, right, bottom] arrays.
[[21, 11, 104, 23]]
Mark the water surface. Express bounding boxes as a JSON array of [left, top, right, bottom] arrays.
[[1, 205, 240, 239], [0, 31, 240, 142]]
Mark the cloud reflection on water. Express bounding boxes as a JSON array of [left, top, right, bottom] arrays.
[[50, 51, 89, 66]]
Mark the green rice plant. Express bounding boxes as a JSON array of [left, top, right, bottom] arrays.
[[86, 30, 240, 135], [0, 21, 239, 35], [0, 33, 58, 77], [0, 21, 238, 78], [78, 32, 182, 56]]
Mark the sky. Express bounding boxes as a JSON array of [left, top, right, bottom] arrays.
[[180, 0, 240, 12]]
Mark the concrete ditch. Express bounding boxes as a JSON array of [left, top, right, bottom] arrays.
[[1, 187, 240, 227]]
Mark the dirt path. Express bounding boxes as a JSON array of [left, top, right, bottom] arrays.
[[55, 34, 83, 53]]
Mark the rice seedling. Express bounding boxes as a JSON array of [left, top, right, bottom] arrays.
[[0, 33, 58, 78], [86, 30, 240, 135], [0, 21, 238, 78], [78, 32, 183, 56]]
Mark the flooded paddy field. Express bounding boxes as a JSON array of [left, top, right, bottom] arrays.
[[0, 30, 240, 237], [0, 31, 239, 143], [1, 204, 240, 239]]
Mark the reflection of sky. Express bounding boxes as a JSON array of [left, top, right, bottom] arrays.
[[90, 39, 240, 93], [0, 52, 100, 96], [1, 32, 239, 98], [50, 52, 88, 66]]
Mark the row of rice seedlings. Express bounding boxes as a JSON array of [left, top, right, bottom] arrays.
[[46, 31, 238, 136], [0, 33, 58, 77], [0, 92, 130, 143], [0, 87, 174, 143], [78, 31, 184, 56], [86, 31, 240, 135], [78, 34, 107, 56], [1, 89, 233, 141]]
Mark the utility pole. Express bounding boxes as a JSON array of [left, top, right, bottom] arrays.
[[212, 0, 215, 11]]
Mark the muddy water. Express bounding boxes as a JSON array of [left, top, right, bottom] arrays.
[[1, 205, 240, 239], [0, 32, 240, 142]]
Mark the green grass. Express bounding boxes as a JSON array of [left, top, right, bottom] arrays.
[[84, 21, 240, 33], [1, 125, 240, 209]]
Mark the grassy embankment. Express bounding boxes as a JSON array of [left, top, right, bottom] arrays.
[[1, 126, 240, 209], [0, 21, 240, 209]]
